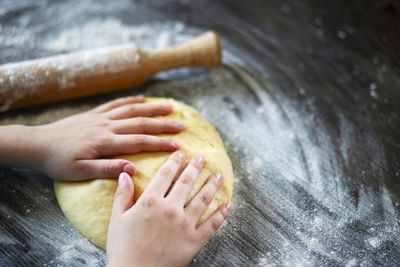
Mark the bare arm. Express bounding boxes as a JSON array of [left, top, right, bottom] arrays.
[[0, 95, 184, 181]]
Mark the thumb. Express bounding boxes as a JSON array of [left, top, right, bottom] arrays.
[[111, 172, 135, 221]]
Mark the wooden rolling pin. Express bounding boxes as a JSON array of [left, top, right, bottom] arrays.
[[0, 31, 221, 111]]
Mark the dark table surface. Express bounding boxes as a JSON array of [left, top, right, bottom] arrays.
[[0, 0, 399, 266]]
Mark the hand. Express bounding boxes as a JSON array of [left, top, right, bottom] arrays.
[[106, 151, 231, 267], [29, 95, 184, 181]]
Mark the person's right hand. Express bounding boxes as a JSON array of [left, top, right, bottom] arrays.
[[28, 95, 184, 181], [106, 151, 231, 267]]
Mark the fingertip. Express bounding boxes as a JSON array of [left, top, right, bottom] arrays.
[[134, 95, 145, 102], [122, 163, 136, 176], [213, 172, 223, 186], [162, 104, 172, 109], [175, 150, 185, 159], [193, 154, 205, 165], [172, 140, 181, 149], [175, 122, 185, 130], [118, 172, 128, 185], [162, 104, 173, 114], [112, 172, 134, 220], [222, 203, 232, 217]]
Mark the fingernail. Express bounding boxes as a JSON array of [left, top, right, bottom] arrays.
[[175, 122, 185, 129], [225, 203, 232, 213], [195, 155, 204, 164], [118, 173, 126, 185], [214, 172, 222, 184], [176, 151, 185, 158], [135, 95, 144, 100], [172, 140, 181, 148], [162, 104, 172, 110], [122, 163, 134, 176]]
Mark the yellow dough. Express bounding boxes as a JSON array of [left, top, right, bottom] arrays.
[[54, 97, 234, 249]]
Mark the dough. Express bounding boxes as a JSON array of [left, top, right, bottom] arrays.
[[54, 97, 234, 249]]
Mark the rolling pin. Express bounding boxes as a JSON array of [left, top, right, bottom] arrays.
[[0, 31, 221, 111]]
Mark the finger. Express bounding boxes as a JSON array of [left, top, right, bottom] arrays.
[[105, 103, 172, 120], [145, 151, 185, 196], [111, 118, 185, 134], [167, 155, 204, 206], [110, 172, 135, 221], [185, 173, 222, 222], [89, 95, 145, 113], [101, 135, 181, 156], [76, 159, 135, 179], [196, 203, 231, 243]]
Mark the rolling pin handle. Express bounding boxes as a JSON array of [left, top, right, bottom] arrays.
[[148, 31, 222, 74]]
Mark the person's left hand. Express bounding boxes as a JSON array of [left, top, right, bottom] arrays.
[[29, 95, 184, 181], [106, 151, 231, 267]]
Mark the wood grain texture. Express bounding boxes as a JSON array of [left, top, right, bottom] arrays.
[[0, 0, 399, 266]]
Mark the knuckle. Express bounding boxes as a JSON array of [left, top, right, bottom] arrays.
[[104, 161, 118, 177], [135, 117, 147, 125], [76, 160, 89, 173], [141, 194, 159, 208], [163, 206, 179, 219], [200, 192, 212, 205], [180, 174, 193, 185], [211, 217, 223, 231], [135, 135, 148, 146], [191, 160, 203, 171], [159, 166, 172, 177], [135, 118, 151, 132], [170, 154, 183, 165], [93, 118, 111, 128], [95, 134, 113, 147], [128, 104, 138, 113]]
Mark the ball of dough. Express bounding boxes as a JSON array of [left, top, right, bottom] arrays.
[[54, 97, 234, 249]]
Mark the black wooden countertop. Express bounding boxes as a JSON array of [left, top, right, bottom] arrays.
[[0, 0, 399, 266]]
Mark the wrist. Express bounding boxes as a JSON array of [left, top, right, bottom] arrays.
[[0, 124, 45, 171]]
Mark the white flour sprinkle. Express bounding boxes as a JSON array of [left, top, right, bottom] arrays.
[[44, 18, 149, 52], [44, 18, 191, 53], [0, 24, 33, 46]]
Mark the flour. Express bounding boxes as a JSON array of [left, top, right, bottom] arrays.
[[220, 49, 399, 266], [0, 24, 33, 47], [44, 18, 190, 53], [44, 18, 146, 52]]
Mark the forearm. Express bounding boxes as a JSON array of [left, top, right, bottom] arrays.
[[0, 125, 44, 170]]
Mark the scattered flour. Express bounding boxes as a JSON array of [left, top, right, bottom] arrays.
[[44, 18, 190, 52], [345, 259, 358, 267], [367, 237, 381, 248], [0, 24, 33, 46], [44, 18, 149, 52]]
